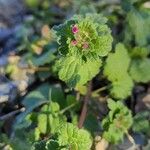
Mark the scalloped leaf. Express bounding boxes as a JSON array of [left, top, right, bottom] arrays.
[[110, 74, 134, 99], [104, 43, 133, 99], [102, 99, 133, 144], [132, 111, 150, 134], [53, 20, 76, 55], [129, 58, 150, 83], [104, 43, 130, 81], [130, 47, 150, 59], [46, 140, 59, 150], [57, 123, 92, 150], [32, 140, 47, 150], [56, 53, 102, 87], [37, 102, 61, 134], [54, 13, 112, 57], [127, 8, 150, 46]]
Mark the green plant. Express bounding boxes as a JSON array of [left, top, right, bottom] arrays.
[[1, 1, 150, 149], [54, 13, 113, 87], [102, 99, 133, 144], [32, 123, 92, 150]]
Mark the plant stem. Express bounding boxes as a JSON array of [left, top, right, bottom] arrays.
[[0, 107, 25, 121], [92, 85, 109, 98], [59, 102, 78, 114], [126, 131, 136, 146], [92, 85, 108, 95], [21, 66, 50, 72], [93, 86, 108, 93], [78, 81, 92, 128]]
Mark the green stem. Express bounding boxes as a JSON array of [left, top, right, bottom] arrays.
[[93, 86, 108, 93], [59, 102, 78, 114], [92, 85, 110, 97]]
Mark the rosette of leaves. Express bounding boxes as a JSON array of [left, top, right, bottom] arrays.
[[53, 13, 113, 87], [102, 99, 133, 144], [32, 123, 92, 150], [36, 101, 66, 136], [104, 43, 133, 99]]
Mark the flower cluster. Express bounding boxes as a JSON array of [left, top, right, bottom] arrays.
[[71, 25, 89, 50], [54, 14, 113, 57]]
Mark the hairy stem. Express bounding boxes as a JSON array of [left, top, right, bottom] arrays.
[[78, 81, 92, 128]]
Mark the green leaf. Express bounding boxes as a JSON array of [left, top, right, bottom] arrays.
[[54, 13, 112, 57], [15, 83, 66, 129], [130, 58, 150, 83], [84, 113, 101, 134], [15, 83, 50, 125], [103, 124, 124, 144], [46, 140, 59, 150], [57, 123, 92, 150], [56, 53, 102, 87], [25, 0, 40, 8], [110, 74, 134, 99], [53, 20, 76, 55], [102, 99, 133, 144], [104, 43, 133, 99], [75, 14, 112, 57], [104, 43, 130, 81], [50, 84, 66, 109], [130, 47, 150, 59], [37, 101, 61, 134], [127, 8, 150, 46], [30, 49, 55, 66], [132, 111, 150, 134], [32, 140, 47, 150]]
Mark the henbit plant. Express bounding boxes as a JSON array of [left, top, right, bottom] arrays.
[[3, 9, 149, 149], [53, 13, 114, 135], [52, 13, 135, 146], [32, 123, 92, 150], [1, 1, 150, 149], [102, 99, 133, 144], [53, 13, 113, 87]]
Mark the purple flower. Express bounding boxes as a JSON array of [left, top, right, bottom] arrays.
[[71, 40, 78, 46], [82, 42, 89, 49], [72, 25, 79, 34]]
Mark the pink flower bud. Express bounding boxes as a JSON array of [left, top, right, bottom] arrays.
[[82, 42, 89, 49], [71, 40, 78, 46], [72, 25, 79, 34]]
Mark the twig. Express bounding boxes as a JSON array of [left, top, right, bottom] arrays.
[[0, 107, 25, 121], [78, 81, 92, 128]]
